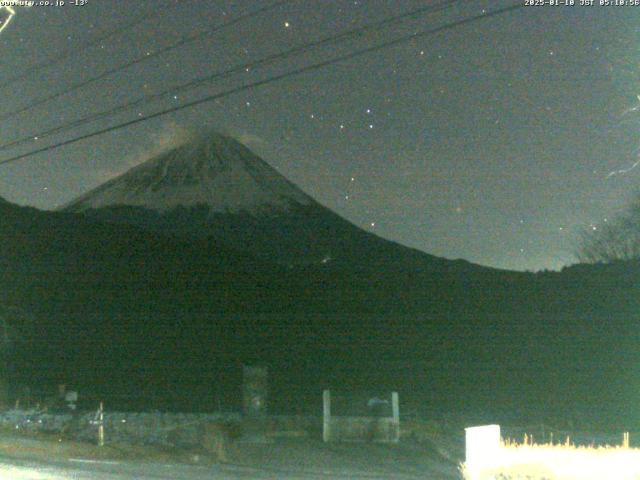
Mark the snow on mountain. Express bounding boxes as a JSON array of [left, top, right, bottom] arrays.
[[62, 131, 471, 270], [64, 132, 314, 215]]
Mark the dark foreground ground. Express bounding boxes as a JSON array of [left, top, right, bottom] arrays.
[[0, 430, 463, 479]]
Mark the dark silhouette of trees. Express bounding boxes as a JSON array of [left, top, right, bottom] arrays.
[[0, 304, 34, 408], [577, 195, 640, 263]]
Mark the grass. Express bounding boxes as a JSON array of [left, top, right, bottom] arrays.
[[461, 433, 640, 480]]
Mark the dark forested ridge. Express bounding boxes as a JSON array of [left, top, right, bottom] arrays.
[[1, 197, 639, 427]]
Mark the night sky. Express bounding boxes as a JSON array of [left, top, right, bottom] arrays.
[[0, 0, 638, 271]]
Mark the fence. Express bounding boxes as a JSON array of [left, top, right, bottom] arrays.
[[0, 408, 241, 448], [322, 390, 400, 443], [5, 382, 408, 446]]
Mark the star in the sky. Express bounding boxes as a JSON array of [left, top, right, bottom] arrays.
[[1, 0, 626, 272]]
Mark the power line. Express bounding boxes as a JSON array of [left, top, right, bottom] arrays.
[[0, 0, 291, 122], [0, 3, 524, 168], [0, 0, 467, 152], [0, 1, 180, 90]]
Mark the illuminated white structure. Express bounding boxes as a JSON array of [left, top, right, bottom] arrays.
[[464, 424, 501, 477]]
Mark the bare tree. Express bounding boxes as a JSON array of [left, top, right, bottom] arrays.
[[577, 195, 640, 263]]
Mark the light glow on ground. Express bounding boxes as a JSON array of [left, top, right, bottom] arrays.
[[463, 426, 640, 480]]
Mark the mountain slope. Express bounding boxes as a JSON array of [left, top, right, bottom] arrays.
[[48, 133, 640, 424], [3, 195, 640, 424], [62, 132, 478, 271], [64, 132, 314, 215]]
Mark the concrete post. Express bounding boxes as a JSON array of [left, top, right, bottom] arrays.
[[241, 365, 271, 443], [98, 402, 105, 447], [391, 392, 400, 443], [323, 390, 331, 442], [243, 365, 268, 417]]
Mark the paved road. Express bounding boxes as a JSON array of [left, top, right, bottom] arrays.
[[0, 455, 439, 479]]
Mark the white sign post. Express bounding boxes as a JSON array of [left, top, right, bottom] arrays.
[[322, 390, 331, 442], [465, 424, 501, 476]]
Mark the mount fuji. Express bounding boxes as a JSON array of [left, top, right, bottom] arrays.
[[64, 132, 314, 215], [1, 134, 638, 422], [63, 132, 473, 271]]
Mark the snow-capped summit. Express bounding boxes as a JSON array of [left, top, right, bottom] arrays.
[[64, 132, 314, 215], [62, 131, 462, 270]]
